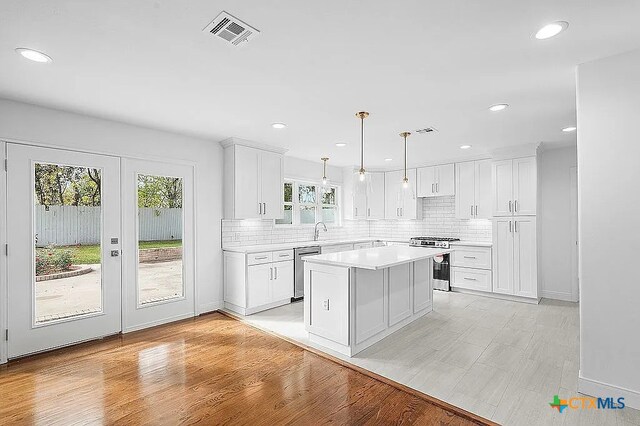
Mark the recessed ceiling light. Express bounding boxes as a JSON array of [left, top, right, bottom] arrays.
[[15, 48, 52, 63], [489, 103, 509, 112], [384, 158, 393, 162], [271, 122, 287, 129], [535, 21, 569, 40], [460, 145, 472, 150], [335, 142, 347, 147], [562, 126, 577, 132]]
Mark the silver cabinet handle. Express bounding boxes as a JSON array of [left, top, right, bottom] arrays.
[[270, 267, 273, 280], [400, 208, 403, 216], [255, 256, 268, 260], [471, 205, 474, 216], [508, 200, 512, 212], [278, 254, 289, 257], [396, 207, 399, 217], [514, 200, 518, 212], [259, 203, 262, 215], [515, 221, 518, 232], [463, 256, 477, 259], [475, 205, 478, 216], [436, 182, 439, 193], [263, 203, 266, 214], [274, 267, 278, 280], [509, 221, 512, 233], [368, 208, 371, 217], [431, 183, 435, 193], [464, 277, 477, 281]]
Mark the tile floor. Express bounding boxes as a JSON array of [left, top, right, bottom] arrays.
[[229, 291, 639, 426]]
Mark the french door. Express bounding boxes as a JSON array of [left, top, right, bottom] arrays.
[[6, 144, 121, 358], [121, 158, 195, 332]]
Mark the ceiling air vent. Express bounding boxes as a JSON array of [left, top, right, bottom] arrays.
[[415, 127, 438, 134], [203, 11, 260, 47]]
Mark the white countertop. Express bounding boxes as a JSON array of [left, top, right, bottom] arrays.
[[451, 241, 492, 247], [222, 238, 384, 253], [304, 245, 453, 270]]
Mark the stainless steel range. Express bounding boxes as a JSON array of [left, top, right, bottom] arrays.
[[409, 237, 459, 291]]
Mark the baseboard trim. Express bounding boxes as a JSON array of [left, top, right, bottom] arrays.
[[198, 301, 223, 315], [541, 289, 577, 302], [578, 371, 640, 410], [451, 287, 540, 304]]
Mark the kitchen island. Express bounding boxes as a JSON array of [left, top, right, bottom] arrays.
[[303, 245, 452, 357]]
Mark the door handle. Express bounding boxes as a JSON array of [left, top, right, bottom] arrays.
[[514, 200, 518, 212], [263, 203, 266, 215], [270, 267, 273, 280], [368, 208, 370, 217], [259, 203, 262, 215], [509, 221, 512, 233], [400, 208, 403, 216], [431, 183, 434, 193], [355, 207, 358, 216], [508, 200, 512, 212], [436, 182, 439, 193], [515, 221, 518, 232], [475, 205, 478, 216], [274, 267, 278, 280], [255, 256, 268, 260], [471, 205, 474, 216], [463, 277, 477, 281], [463, 256, 477, 259]]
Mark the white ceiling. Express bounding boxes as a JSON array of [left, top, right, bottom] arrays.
[[1, 1, 640, 167]]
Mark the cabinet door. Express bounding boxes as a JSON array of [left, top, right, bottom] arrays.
[[353, 179, 368, 219], [401, 169, 419, 219], [367, 172, 385, 219], [384, 170, 403, 219], [436, 164, 455, 196], [260, 151, 284, 220], [514, 218, 537, 298], [247, 263, 272, 308], [271, 260, 294, 301], [513, 157, 537, 216], [492, 218, 514, 295], [492, 159, 513, 217], [234, 145, 261, 219], [416, 166, 437, 197], [455, 161, 475, 219], [475, 159, 492, 219]]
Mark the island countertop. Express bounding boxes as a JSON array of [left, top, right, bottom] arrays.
[[303, 245, 452, 270]]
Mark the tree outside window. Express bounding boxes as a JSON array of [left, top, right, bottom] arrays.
[[275, 180, 340, 225]]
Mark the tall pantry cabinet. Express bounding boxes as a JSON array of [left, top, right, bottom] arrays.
[[491, 156, 538, 300]]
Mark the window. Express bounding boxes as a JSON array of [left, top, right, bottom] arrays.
[[275, 180, 340, 226]]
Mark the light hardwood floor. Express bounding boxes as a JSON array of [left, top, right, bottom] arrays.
[[235, 292, 640, 426], [0, 312, 491, 426]]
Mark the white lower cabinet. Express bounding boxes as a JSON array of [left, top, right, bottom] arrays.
[[450, 245, 493, 292], [224, 250, 294, 315], [492, 217, 538, 299]]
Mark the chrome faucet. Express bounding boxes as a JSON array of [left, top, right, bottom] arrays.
[[314, 222, 328, 241]]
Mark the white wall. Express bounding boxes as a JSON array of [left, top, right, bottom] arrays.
[[538, 146, 578, 301], [284, 156, 343, 184], [577, 49, 640, 408], [0, 98, 224, 316]]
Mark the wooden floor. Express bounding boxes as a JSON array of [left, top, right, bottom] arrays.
[[0, 313, 491, 425]]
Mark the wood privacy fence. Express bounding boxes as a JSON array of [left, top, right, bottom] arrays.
[[35, 206, 182, 247]]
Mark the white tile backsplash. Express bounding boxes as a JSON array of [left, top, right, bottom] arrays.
[[222, 196, 491, 248]]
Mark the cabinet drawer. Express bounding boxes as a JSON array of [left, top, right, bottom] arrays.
[[272, 249, 293, 261], [451, 267, 492, 292], [451, 247, 492, 270], [247, 251, 273, 265]]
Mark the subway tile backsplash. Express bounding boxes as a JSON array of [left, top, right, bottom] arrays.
[[222, 196, 491, 248]]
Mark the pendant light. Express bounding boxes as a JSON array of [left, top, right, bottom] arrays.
[[321, 157, 329, 185], [356, 111, 369, 181], [400, 131, 411, 188]]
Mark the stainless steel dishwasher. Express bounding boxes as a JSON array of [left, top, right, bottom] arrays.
[[293, 246, 321, 301]]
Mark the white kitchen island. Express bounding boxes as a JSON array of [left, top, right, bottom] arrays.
[[303, 245, 452, 357]]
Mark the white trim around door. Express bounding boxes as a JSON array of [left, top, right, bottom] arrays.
[[0, 141, 7, 363]]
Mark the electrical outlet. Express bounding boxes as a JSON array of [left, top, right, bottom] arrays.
[[323, 299, 330, 311]]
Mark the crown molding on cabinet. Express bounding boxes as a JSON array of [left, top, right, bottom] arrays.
[[219, 137, 288, 155]]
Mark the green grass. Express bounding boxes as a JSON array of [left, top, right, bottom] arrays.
[[54, 240, 182, 265]]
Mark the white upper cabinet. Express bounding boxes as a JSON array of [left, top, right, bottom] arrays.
[[344, 171, 385, 220], [367, 172, 386, 219], [417, 164, 455, 197], [492, 157, 536, 217], [222, 139, 285, 220], [455, 159, 491, 219], [385, 169, 419, 220]]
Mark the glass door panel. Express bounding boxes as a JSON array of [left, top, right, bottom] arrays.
[[137, 174, 184, 305]]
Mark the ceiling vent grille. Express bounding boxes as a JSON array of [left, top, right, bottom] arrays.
[[203, 11, 260, 47], [415, 127, 438, 134]]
